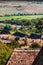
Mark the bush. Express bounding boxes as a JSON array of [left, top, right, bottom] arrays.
[[30, 43, 41, 49], [10, 40, 20, 49]]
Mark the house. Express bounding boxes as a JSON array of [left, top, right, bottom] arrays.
[[14, 32, 28, 37], [18, 37, 25, 45], [0, 34, 15, 43]]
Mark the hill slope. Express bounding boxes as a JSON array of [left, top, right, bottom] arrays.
[[0, 1, 43, 15]]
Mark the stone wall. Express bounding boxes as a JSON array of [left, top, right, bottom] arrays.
[[6, 49, 40, 65]]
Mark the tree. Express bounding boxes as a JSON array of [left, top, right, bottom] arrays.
[[30, 43, 41, 49], [36, 19, 43, 34], [10, 40, 19, 49], [1, 25, 12, 34]]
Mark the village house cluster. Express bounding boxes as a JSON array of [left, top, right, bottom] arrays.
[[0, 33, 43, 48]]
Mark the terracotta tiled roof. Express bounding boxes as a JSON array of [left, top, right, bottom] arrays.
[[6, 49, 40, 65]]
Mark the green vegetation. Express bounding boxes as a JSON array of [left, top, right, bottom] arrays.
[[0, 15, 43, 21], [36, 19, 43, 34], [18, 18, 43, 35], [0, 16, 43, 35], [30, 43, 41, 49], [10, 40, 20, 49], [0, 40, 20, 65], [0, 42, 13, 65]]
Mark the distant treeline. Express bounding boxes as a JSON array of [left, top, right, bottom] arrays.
[[0, 0, 43, 1], [0, 13, 43, 17]]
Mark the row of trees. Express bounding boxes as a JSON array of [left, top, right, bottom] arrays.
[[3, 13, 43, 16]]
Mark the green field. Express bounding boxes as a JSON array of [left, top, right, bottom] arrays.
[[0, 15, 43, 21]]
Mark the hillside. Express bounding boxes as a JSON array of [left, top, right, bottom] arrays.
[[0, 1, 43, 15]]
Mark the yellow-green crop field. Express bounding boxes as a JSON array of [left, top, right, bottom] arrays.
[[0, 15, 43, 21]]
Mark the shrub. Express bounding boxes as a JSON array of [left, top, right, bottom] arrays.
[[30, 43, 41, 49], [10, 40, 20, 49]]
